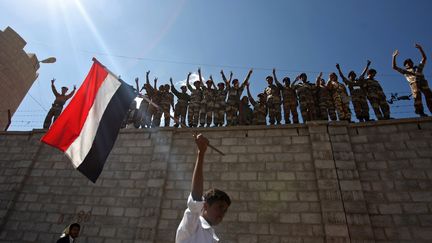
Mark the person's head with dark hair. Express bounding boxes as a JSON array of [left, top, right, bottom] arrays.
[[202, 188, 231, 226], [193, 80, 201, 89], [266, 75, 273, 85], [283, 77, 291, 86], [232, 79, 239, 88], [159, 85, 165, 91], [348, 71, 357, 80], [206, 79, 213, 88], [258, 93, 266, 103], [68, 223, 80, 239], [329, 72, 338, 82], [404, 58, 414, 69], [180, 85, 187, 93], [320, 78, 326, 85], [217, 82, 225, 90], [61, 87, 68, 95], [367, 69, 377, 78], [299, 73, 307, 82], [164, 84, 170, 91], [241, 96, 249, 105]]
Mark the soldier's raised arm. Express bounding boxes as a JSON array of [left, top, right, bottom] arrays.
[[416, 43, 427, 65], [221, 70, 229, 87], [361, 60, 371, 77], [291, 75, 301, 89], [316, 72, 323, 85], [273, 68, 283, 88], [142, 71, 151, 92], [210, 75, 217, 89], [153, 77, 158, 90], [170, 77, 181, 97], [51, 78, 60, 97], [65, 85, 77, 100], [186, 72, 194, 92], [241, 69, 253, 88], [246, 82, 257, 106], [336, 64, 350, 85], [135, 77, 140, 92], [198, 68, 204, 86], [360, 60, 371, 79]]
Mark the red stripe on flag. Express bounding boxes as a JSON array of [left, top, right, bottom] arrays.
[[41, 61, 109, 152]]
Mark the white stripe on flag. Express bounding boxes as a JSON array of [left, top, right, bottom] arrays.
[[65, 73, 121, 168]]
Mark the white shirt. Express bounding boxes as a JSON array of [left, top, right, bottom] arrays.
[[175, 194, 219, 243]]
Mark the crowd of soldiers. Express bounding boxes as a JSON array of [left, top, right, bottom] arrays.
[[43, 44, 432, 129], [119, 44, 431, 128]]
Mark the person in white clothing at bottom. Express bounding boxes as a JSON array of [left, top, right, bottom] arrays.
[[175, 134, 231, 243]]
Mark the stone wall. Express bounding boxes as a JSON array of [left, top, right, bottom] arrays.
[[0, 118, 431, 243], [0, 26, 40, 130]]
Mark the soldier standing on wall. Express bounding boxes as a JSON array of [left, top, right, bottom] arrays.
[[170, 77, 190, 128], [315, 73, 337, 121], [43, 78, 76, 129], [336, 61, 371, 122], [393, 43, 432, 117], [213, 73, 230, 127], [361, 63, 391, 120], [263, 69, 282, 125], [187, 70, 203, 127], [273, 69, 299, 124], [222, 69, 252, 126]]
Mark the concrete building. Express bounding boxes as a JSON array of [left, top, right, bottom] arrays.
[[0, 119, 432, 242], [0, 26, 40, 131]]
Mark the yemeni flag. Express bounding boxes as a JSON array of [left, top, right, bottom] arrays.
[[41, 58, 136, 183]]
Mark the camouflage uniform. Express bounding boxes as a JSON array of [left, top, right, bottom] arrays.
[[327, 81, 351, 121], [292, 82, 317, 122], [264, 84, 282, 124], [363, 78, 390, 120], [160, 90, 174, 127], [187, 82, 202, 127], [214, 88, 227, 126], [149, 89, 163, 127], [250, 98, 267, 125], [394, 63, 432, 114], [316, 84, 337, 121], [310, 83, 320, 121], [342, 77, 369, 121], [200, 86, 216, 126], [226, 84, 246, 126], [171, 86, 190, 127], [281, 85, 299, 124], [238, 98, 253, 125]]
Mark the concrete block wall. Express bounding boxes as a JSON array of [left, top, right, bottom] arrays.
[[351, 119, 432, 242], [0, 118, 431, 242]]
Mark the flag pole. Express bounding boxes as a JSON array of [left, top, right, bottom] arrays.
[[92, 58, 225, 156]]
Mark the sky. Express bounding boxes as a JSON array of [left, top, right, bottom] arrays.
[[1, 0, 432, 130]]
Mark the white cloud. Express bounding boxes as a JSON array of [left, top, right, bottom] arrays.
[[175, 72, 207, 87]]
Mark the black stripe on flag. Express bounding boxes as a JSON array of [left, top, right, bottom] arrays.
[[77, 81, 136, 182]]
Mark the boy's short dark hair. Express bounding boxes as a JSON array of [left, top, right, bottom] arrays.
[[69, 223, 80, 230], [203, 188, 231, 206]]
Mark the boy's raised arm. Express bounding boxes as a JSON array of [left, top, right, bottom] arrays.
[[191, 134, 208, 201]]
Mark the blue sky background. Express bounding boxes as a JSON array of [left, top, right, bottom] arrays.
[[1, 0, 431, 130]]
